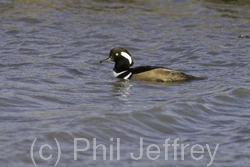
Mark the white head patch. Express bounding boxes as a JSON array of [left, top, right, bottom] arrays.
[[121, 51, 133, 65]]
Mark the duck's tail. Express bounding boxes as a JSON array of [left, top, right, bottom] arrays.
[[187, 75, 207, 80]]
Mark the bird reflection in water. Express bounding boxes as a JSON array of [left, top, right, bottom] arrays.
[[110, 79, 132, 100]]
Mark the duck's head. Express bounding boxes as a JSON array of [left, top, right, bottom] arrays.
[[100, 47, 134, 71]]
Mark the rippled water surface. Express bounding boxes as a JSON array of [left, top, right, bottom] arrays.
[[0, 0, 250, 166]]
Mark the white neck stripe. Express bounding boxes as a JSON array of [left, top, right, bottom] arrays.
[[113, 70, 127, 77], [124, 72, 132, 79], [113, 71, 132, 79], [121, 51, 132, 65]]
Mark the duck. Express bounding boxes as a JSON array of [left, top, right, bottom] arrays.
[[100, 47, 206, 82]]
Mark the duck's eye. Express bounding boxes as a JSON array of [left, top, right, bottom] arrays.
[[115, 53, 119, 56]]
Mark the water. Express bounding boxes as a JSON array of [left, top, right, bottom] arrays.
[[0, 0, 250, 166]]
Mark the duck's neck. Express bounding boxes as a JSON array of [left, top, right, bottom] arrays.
[[114, 62, 130, 73]]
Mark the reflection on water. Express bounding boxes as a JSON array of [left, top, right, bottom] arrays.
[[111, 79, 132, 99], [0, 0, 250, 167]]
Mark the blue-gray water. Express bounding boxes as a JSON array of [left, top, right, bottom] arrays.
[[0, 0, 250, 167]]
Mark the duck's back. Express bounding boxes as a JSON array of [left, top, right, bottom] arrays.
[[130, 66, 199, 82]]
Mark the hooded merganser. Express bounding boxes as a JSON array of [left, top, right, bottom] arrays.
[[100, 47, 206, 82]]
